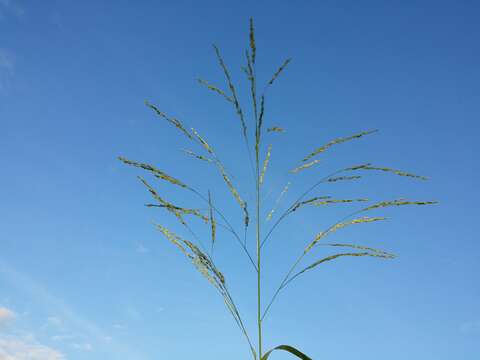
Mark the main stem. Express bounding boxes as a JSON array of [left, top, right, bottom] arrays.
[[256, 147, 262, 360]]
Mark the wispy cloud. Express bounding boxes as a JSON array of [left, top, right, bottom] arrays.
[[0, 259, 145, 359], [72, 342, 93, 352], [0, 308, 64, 359], [0, 335, 64, 360], [0, 306, 16, 328]]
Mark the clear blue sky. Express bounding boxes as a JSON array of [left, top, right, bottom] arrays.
[[1, 1, 479, 359]]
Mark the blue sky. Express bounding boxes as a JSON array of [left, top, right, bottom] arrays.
[[1, 1, 479, 359]]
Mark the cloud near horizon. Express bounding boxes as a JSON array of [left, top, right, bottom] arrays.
[[0, 307, 64, 359], [0, 336, 64, 360]]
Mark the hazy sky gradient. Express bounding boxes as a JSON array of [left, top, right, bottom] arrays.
[[1, 1, 479, 359]]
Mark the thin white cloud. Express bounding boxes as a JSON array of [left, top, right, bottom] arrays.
[[72, 342, 93, 352], [51, 334, 75, 342], [0, 307, 16, 325], [0, 336, 64, 360], [0, 259, 144, 359]]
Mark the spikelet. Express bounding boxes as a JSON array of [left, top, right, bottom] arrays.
[[327, 175, 362, 182], [215, 162, 248, 227], [191, 128, 215, 155], [260, 144, 272, 185], [290, 159, 320, 173], [243, 204, 250, 228], [208, 191, 216, 251], [321, 243, 395, 257], [304, 216, 387, 253], [213, 44, 247, 139], [345, 163, 372, 171], [358, 165, 428, 180], [292, 196, 332, 212], [258, 95, 265, 136], [249, 18, 256, 64], [267, 182, 291, 221], [118, 156, 187, 188], [156, 225, 227, 289], [301, 130, 378, 162], [267, 58, 291, 86], [145, 101, 193, 140], [293, 251, 394, 279], [184, 239, 226, 285], [155, 224, 191, 258], [139, 177, 208, 223], [255, 95, 265, 153], [362, 199, 438, 212], [197, 79, 234, 103], [309, 198, 369, 206], [182, 149, 213, 163], [267, 126, 284, 133]]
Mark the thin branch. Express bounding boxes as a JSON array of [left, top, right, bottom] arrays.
[[260, 169, 343, 249], [261, 209, 362, 321]]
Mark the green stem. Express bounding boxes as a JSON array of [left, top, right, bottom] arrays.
[[256, 148, 262, 360]]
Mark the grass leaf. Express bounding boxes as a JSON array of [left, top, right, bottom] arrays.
[[261, 344, 312, 360]]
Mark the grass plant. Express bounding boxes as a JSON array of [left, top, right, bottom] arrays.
[[119, 19, 436, 360]]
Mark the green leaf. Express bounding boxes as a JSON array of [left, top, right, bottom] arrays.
[[261, 344, 312, 360]]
